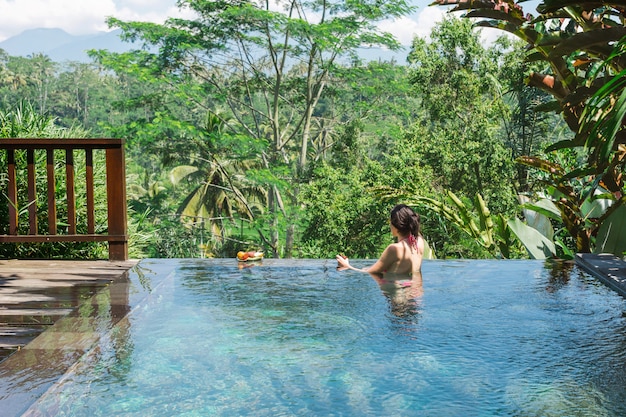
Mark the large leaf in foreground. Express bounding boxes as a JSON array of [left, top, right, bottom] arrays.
[[507, 217, 556, 259], [595, 204, 626, 256]]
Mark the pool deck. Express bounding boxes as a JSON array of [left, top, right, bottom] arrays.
[[0, 259, 138, 417], [576, 253, 626, 298], [0, 259, 137, 362]]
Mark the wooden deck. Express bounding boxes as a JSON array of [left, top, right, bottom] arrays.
[[0, 259, 137, 363]]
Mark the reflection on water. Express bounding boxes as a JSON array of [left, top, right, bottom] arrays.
[[544, 259, 575, 292], [0, 270, 134, 417], [369, 271, 423, 326], [11, 259, 626, 416]]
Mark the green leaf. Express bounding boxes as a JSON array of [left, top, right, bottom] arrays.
[[554, 239, 575, 260], [516, 156, 564, 176], [580, 195, 612, 219], [595, 204, 626, 255], [507, 217, 556, 259], [521, 198, 562, 220], [519, 197, 556, 240], [170, 165, 199, 185], [423, 239, 436, 260], [548, 27, 626, 61], [177, 184, 206, 219], [544, 139, 577, 152]]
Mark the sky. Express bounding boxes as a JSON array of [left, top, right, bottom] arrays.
[[0, 0, 540, 45]]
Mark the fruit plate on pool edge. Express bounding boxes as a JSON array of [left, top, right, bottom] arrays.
[[237, 251, 264, 262]]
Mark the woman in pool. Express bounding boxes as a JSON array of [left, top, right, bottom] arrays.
[[335, 204, 424, 284]]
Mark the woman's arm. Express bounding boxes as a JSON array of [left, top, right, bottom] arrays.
[[336, 245, 397, 274]]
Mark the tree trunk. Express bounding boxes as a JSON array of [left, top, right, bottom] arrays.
[[285, 223, 294, 258], [267, 186, 281, 258]]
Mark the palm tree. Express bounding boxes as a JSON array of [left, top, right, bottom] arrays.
[[169, 113, 267, 251], [28, 53, 57, 114]]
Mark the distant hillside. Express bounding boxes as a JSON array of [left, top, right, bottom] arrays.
[[0, 28, 137, 62], [0, 27, 406, 64]]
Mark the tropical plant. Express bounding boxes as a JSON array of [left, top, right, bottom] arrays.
[[0, 51, 27, 93], [169, 113, 268, 255], [420, 191, 519, 259], [494, 37, 566, 193], [431, 0, 626, 253], [378, 184, 565, 259]]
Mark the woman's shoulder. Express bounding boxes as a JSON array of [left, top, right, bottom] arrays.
[[386, 242, 404, 252], [380, 242, 401, 259]]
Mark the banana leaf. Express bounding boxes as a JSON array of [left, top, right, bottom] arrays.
[[594, 204, 626, 256], [580, 195, 613, 219], [423, 239, 436, 260], [519, 197, 556, 241], [508, 217, 556, 259], [170, 165, 199, 185], [521, 197, 561, 220]]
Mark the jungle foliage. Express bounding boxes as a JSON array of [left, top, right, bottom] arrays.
[[0, 0, 623, 259], [431, 0, 626, 254]]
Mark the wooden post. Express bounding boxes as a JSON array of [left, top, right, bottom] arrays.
[[46, 149, 57, 234], [27, 149, 37, 234], [85, 149, 95, 234], [106, 144, 128, 261], [7, 149, 17, 235]]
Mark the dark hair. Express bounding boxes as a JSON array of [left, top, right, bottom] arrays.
[[390, 204, 420, 237]]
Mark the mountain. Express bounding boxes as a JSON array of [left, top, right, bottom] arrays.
[[0, 27, 406, 64], [0, 28, 138, 62]]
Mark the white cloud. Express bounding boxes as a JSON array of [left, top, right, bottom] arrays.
[[0, 0, 118, 40], [378, 16, 419, 46], [0, 0, 188, 42], [383, 5, 515, 47], [379, 6, 448, 46], [122, 0, 160, 6], [412, 6, 449, 41], [112, 0, 196, 23], [111, 5, 194, 26], [0, 0, 512, 46], [479, 27, 512, 45]]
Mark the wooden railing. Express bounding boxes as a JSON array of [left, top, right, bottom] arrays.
[[0, 139, 128, 261]]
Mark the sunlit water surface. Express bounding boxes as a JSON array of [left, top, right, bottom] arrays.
[[24, 259, 626, 416]]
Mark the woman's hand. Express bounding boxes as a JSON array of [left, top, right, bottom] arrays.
[[336, 254, 349, 270]]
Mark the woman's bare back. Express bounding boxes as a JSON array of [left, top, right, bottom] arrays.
[[381, 237, 424, 278]]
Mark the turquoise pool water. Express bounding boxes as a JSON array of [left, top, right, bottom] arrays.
[[18, 259, 626, 416]]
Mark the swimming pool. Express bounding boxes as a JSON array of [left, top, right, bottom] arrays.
[[6, 258, 626, 416]]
